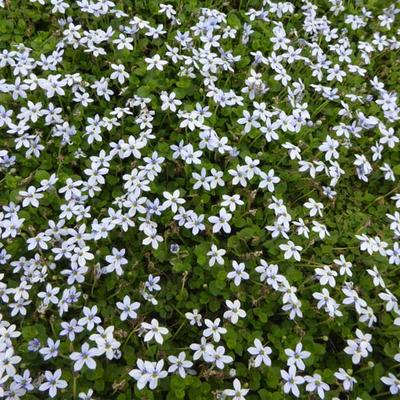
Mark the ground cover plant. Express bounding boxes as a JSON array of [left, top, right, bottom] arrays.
[[0, 0, 400, 398]]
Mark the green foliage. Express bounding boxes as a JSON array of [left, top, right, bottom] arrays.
[[0, 0, 400, 399]]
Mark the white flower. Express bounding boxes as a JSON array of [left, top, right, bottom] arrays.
[[160, 91, 182, 112], [224, 378, 249, 399], [185, 309, 202, 327], [141, 319, 169, 344], [190, 337, 214, 361], [207, 244, 226, 267], [78, 306, 101, 331], [116, 296, 141, 321], [208, 208, 232, 234], [343, 329, 372, 365], [104, 248, 128, 276], [39, 338, 60, 360], [381, 373, 400, 395], [79, 389, 94, 400], [223, 300, 246, 324], [142, 227, 164, 249], [162, 189, 185, 213], [192, 167, 211, 191], [60, 319, 83, 341], [334, 254, 353, 277], [0, 348, 21, 376], [110, 64, 129, 84], [304, 373, 330, 399], [39, 369, 67, 398], [167, 352, 193, 378], [146, 360, 168, 389], [334, 368, 357, 391], [227, 261, 249, 286], [203, 318, 227, 342], [281, 365, 305, 397], [315, 265, 337, 287], [279, 240, 303, 261], [221, 194, 244, 212], [129, 359, 168, 390], [304, 198, 324, 217], [247, 338, 272, 367], [145, 54, 168, 71], [258, 169, 280, 192], [206, 345, 233, 369], [19, 186, 43, 208], [285, 343, 311, 370], [128, 358, 148, 390], [319, 135, 339, 160], [366, 265, 385, 288], [70, 342, 101, 371]]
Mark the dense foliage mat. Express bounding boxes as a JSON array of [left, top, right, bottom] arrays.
[[0, 0, 400, 399]]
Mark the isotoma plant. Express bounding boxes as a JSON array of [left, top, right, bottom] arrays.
[[0, 0, 400, 399]]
